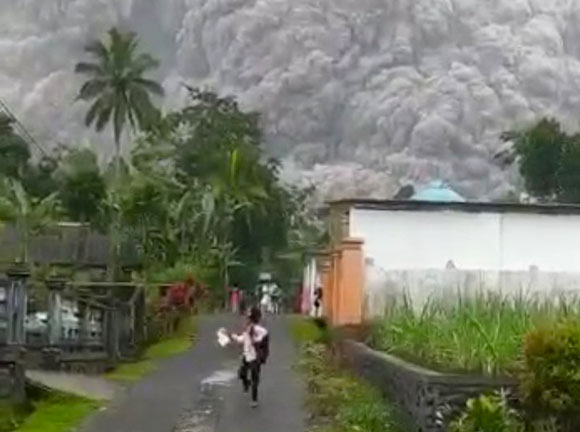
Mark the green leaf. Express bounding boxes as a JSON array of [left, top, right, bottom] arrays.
[[77, 79, 107, 101]]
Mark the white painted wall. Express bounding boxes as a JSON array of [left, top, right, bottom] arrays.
[[349, 207, 580, 317], [500, 213, 580, 272], [350, 208, 580, 273], [350, 208, 501, 271]]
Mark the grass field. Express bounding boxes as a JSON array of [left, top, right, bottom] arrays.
[[14, 394, 99, 432]]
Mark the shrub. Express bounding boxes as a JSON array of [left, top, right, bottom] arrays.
[[520, 318, 580, 431], [449, 392, 524, 432]]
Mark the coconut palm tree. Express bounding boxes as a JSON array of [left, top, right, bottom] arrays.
[[75, 27, 164, 150], [75, 27, 164, 278]]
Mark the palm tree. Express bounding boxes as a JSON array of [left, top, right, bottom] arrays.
[[75, 27, 164, 278], [75, 27, 164, 150]]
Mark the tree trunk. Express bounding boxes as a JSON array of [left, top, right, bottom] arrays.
[[107, 138, 122, 281]]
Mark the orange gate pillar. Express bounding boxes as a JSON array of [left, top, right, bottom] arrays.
[[335, 237, 364, 326], [331, 249, 342, 326]]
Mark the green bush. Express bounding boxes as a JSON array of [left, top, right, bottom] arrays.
[[520, 318, 580, 431], [449, 392, 524, 432]]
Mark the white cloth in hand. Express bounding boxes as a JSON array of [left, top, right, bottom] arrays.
[[217, 328, 231, 347]]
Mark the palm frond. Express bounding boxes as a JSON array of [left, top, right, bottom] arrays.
[[77, 79, 107, 101], [84, 40, 108, 59], [96, 103, 114, 132], [129, 86, 156, 129], [131, 54, 160, 75], [74, 62, 103, 75], [84, 99, 102, 127], [134, 78, 164, 96]]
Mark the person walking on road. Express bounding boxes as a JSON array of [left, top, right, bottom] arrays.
[[230, 307, 269, 408]]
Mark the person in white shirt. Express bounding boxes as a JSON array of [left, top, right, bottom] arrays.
[[230, 306, 269, 407]]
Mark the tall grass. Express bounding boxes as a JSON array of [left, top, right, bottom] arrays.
[[370, 291, 580, 376]]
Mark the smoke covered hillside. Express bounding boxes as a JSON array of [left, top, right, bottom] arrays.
[[2, 0, 580, 200]]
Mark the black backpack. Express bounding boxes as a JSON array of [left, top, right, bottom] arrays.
[[254, 334, 270, 364]]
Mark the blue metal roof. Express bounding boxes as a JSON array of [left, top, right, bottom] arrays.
[[411, 180, 465, 202]]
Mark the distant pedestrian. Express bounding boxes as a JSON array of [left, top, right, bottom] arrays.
[[230, 283, 241, 314], [230, 306, 269, 407], [270, 281, 281, 314], [313, 286, 323, 317], [239, 289, 247, 316]]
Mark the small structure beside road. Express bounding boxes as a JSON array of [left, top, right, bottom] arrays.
[[304, 188, 580, 324]]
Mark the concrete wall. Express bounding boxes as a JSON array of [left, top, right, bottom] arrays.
[[350, 208, 580, 272], [339, 340, 516, 432], [349, 208, 580, 317], [364, 266, 580, 317]]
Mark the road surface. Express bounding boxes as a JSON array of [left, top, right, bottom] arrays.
[[81, 314, 305, 432]]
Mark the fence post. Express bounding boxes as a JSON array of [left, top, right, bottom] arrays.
[[46, 278, 66, 347], [6, 265, 30, 346], [78, 301, 90, 346], [105, 299, 120, 366], [2, 265, 29, 403]]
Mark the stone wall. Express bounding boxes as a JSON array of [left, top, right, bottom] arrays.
[[0, 347, 26, 403], [338, 340, 516, 432], [40, 349, 110, 374]]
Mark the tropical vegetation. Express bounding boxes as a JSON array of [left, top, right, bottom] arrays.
[[291, 318, 401, 432], [370, 292, 580, 376], [370, 293, 580, 431], [449, 392, 524, 432], [0, 27, 321, 303], [500, 118, 580, 203]]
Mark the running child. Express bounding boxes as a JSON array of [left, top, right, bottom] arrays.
[[230, 306, 269, 407]]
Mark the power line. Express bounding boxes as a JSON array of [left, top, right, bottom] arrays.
[[0, 98, 48, 156]]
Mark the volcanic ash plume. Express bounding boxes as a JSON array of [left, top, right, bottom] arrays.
[[2, 0, 580, 200]]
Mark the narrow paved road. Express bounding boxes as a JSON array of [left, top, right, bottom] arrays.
[[82, 315, 305, 432]]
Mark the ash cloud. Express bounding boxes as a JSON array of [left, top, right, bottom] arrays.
[[1, 0, 580, 200]]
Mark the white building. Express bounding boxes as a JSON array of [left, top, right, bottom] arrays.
[[317, 182, 580, 320]]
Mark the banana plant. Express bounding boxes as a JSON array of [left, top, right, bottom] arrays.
[[0, 178, 61, 263]]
